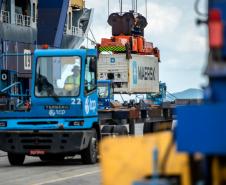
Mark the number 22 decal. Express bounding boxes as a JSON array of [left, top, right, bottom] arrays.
[[71, 98, 81, 105]]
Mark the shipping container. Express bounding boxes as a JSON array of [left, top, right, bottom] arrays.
[[98, 54, 159, 94], [2, 41, 34, 78]]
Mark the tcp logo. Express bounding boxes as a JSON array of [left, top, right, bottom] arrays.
[[85, 97, 97, 115]]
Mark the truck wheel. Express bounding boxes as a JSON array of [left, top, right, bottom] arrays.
[[39, 155, 50, 161], [81, 130, 97, 164], [113, 125, 128, 136], [8, 153, 25, 166]]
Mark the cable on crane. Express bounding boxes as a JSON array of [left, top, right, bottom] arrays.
[[118, 0, 122, 14], [166, 91, 177, 100], [86, 32, 89, 48], [135, 0, 137, 13], [120, 0, 123, 14], [194, 0, 208, 17], [90, 29, 97, 44], [108, 0, 110, 17]]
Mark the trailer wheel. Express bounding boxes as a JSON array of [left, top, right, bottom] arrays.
[[8, 153, 25, 166], [143, 121, 154, 134], [81, 130, 97, 164], [101, 125, 114, 137], [113, 125, 128, 136]]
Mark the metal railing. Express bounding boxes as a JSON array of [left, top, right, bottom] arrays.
[[15, 13, 31, 27], [0, 82, 30, 111], [0, 10, 10, 23], [64, 24, 84, 37], [1, 82, 23, 95], [0, 11, 35, 27], [72, 26, 84, 37]]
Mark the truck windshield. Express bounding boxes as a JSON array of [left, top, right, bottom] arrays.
[[35, 56, 81, 97], [98, 83, 109, 99]]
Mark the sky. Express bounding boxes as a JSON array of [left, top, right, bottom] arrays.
[[85, 0, 208, 93]]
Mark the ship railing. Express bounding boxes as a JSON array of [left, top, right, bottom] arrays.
[[0, 10, 10, 23], [15, 13, 31, 27], [64, 24, 84, 37], [72, 26, 84, 37]]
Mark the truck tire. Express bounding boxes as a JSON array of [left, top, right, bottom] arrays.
[[113, 125, 128, 136], [8, 153, 25, 166], [39, 155, 50, 161], [81, 130, 97, 164]]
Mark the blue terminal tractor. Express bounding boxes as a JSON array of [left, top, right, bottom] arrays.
[[97, 80, 113, 110], [0, 48, 100, 165]]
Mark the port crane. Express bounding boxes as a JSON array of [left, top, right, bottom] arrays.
[[100, 0, 226, 184]]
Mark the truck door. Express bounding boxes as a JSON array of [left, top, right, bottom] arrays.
[[83, 56, 98, 117]]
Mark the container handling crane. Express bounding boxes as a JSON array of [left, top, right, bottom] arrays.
[[97, 7, 174, 136], [100, 0, 226, 184]]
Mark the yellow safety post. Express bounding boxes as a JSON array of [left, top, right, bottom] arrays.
[[100, 132, 191, 185]]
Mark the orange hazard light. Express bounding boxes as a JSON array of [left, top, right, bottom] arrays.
[[209, 9, 223, 48], [41, 44, 49, 49]]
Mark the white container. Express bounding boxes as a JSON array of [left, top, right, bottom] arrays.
[[98, 54, 159, 94]]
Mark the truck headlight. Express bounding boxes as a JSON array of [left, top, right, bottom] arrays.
[[69, 121, 84, 126]]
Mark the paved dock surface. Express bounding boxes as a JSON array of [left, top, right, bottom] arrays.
[[0, 152, 101, 185]]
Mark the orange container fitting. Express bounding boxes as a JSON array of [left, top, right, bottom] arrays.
[[132, 37, 138, 52], [137, 36, 144, 53]]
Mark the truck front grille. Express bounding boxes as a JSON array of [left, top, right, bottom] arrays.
[[23, 145, 51, 150], [18, 133, 53, 137], [17, 121, 58, 125], [4, 132, 70, 152]]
